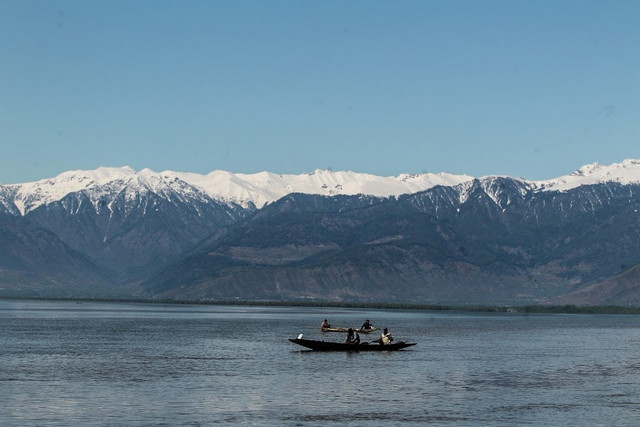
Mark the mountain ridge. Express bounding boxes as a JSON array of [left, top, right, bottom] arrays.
[[144, 179, 640, 305], [2, 159, 640, 304], [4, 159, 640, 214]]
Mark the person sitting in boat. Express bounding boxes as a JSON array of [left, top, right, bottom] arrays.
[[379, 328, 393, 345], [345, 328, 360, 344], [321, 319, 331, 328], [361, 319, 373, 330]]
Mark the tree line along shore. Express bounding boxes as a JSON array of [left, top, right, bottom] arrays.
[[2, 296, 640, 315]]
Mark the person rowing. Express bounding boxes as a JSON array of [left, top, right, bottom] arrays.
[[378, 327, 393, 345], [345, 328, 360, 344]]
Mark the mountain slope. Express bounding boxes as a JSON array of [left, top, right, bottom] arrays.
[[2, 160, 640, 303], [145, 179, 640, 304], [25, 180, 251, 284], [0, 213, 113, 297], [550, 264, 640, 306]]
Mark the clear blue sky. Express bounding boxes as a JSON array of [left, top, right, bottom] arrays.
[[1, 0, 638, 184]]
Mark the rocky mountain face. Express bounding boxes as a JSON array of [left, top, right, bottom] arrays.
[[24, 186, 250, 285], [0, 171, 252, 296], [1, 162, 640, 304], [145, 179, 640, 305]]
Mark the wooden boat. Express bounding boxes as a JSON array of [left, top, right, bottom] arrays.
[[320, 326, 378, 334], [289, 338, 416, 351]]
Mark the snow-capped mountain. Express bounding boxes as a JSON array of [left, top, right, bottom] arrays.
[[1, 166, 474, 215], [534, 159, 640, 192], [2, 159, 640, 304], [4, 159, 640, 216], [147, 172, 640, 305]]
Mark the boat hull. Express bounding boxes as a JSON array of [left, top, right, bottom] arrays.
[[289, 338, 416, 351]]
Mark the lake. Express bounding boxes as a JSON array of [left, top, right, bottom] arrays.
[[1, 300, 639, 425]]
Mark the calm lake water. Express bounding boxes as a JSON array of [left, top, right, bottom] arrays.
[[1, 300, 639, 426]]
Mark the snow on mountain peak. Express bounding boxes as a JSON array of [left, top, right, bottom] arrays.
[[4, 167, 475, 214], [572, 162, 604, 177], [10, 166, 139, 214], [536, 159, 640, 191], [54, 166, 137, 184], [4, 160, 640, 215]]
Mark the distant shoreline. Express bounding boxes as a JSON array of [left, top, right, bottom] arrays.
[[2, 296, 640, 315]]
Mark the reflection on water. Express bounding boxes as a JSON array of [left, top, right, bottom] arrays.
[[1, 300, 639, 425]]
